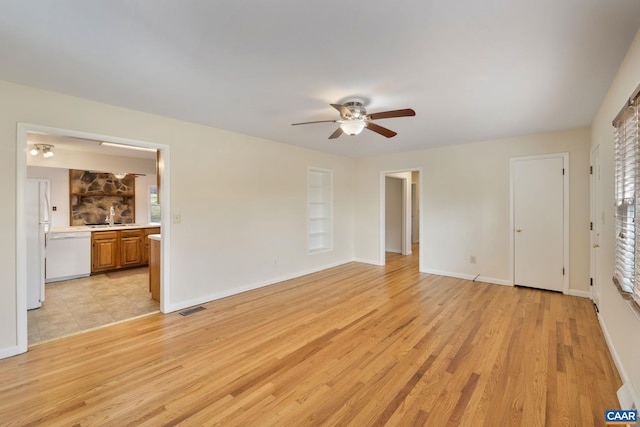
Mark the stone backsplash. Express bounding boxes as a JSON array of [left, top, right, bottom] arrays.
[[70, 170, 136, 226]]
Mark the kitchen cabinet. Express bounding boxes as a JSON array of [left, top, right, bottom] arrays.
[[91, 227, 158, 273], [120, 229, 144, 267], [149, 235, 160, 302], [143, 227, 161, 264], [92, 231, 119, 272]]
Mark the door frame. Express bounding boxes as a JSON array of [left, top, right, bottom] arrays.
[[15, 123, 171, 354], [379, 168, 423, 269], [509, 153, 569, 294], [590, 145, 600, 307]]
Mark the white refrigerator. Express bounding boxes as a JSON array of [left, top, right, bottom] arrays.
[[26, 178, 51, 310]]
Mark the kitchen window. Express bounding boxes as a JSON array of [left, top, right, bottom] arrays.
[[149, 185, 161, 224]]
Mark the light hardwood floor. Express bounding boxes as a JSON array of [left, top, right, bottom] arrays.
[[1, 247, 621, 426]]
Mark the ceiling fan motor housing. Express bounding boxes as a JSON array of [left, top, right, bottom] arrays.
[[343, 101, 366, 119]]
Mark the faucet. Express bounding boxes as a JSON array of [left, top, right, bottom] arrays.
[[106, 206, 115, 226]]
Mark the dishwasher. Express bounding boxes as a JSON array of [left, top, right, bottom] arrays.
[[45, 230, 92, 283]]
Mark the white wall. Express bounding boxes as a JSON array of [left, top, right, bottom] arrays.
[[355, 127, 591, 291], [385, 177, 403, 253], [0, 80, 355, 357], [591, 28, 640, 408]]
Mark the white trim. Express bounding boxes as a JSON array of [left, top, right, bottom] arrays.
[[0, 345, 21, 359], [385, 249, 402, 254], [509, 153, 570, 294], [14, 123, 172, 358], [307, 166, 333, 254], [568, 289, 591, 299], [590, 145, 601, 305], [166, 258, 353, 313], [421, 268, 512, 286], [379, 168, 423, 267], [15, 124, 28, 355], [354, 258, 385, 266], [598, 314, 640, 409]]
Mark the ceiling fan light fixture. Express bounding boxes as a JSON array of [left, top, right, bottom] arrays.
[[340, 120, 366, 136]]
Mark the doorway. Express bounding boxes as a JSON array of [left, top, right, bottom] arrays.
[[511, 154, 569, 294], [16, 123, 171, 353], [380, 169, 422, 268]]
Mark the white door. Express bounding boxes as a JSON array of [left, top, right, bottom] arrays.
[[513, 156, 566, 293], [590, 146, 601, 308]]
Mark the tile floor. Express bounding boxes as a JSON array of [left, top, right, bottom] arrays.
[[28, 267, 159, 344]]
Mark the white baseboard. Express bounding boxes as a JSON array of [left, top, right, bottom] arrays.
[[354, 258, 384, 266], [166, 259, 354, 313], [420, 268, 512, 287], [568, 289, 591, 299], [598, 314, 640, 409], [0, 345, 23, 359], [385, 249, 402, 254]]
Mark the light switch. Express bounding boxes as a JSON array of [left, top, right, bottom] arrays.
[[172, 213, 181, 224]]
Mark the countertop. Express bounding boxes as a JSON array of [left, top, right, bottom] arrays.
[[50, 224, 161, 233]]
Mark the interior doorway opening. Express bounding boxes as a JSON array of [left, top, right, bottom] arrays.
[[380, 169, 422, 269], [16, 123, 171, 353]]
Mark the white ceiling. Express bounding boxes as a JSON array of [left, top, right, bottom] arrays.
[[2, 1, 640, 158]]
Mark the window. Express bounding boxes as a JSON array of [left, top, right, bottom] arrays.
[[613, 88, 640, 308], [149, 185, 161, 224]]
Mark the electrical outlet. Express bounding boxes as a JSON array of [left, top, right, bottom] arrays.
[[470, 255, 476, 264]]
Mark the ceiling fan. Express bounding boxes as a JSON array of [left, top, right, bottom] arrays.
[[291, 100, 416, 139]]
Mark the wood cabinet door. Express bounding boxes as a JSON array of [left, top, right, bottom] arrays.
[[121, 230, 144, 267], [143, 227, 161, 264], [92, 234, 119, 272]]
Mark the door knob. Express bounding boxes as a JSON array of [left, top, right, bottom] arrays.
[[515, 228, 522, 232], [593, 243, 600, 248]]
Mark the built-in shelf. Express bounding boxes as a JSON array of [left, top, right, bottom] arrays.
[[308, 167, 332, 253]]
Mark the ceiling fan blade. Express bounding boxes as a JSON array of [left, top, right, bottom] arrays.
[[328, 127, 343, 139], [330, 103, 352, 118], [365, 121, 397, 138], [367, 108, 416, 120], [291, 119, 337, 126]]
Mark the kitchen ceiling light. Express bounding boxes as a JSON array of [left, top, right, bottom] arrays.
[[30, 144, 54, 157], [113, 172, 127, 179], [340, 120, 366, 136], [100, 142, 157, 152]]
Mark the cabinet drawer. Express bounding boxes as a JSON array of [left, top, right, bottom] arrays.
[[92, 231, 118, 240], [121, 229, 144, 238]]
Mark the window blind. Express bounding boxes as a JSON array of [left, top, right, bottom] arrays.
[[614, 101, 640, 305]]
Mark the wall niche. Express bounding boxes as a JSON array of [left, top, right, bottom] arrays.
[[70, 169, 136, 226]]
